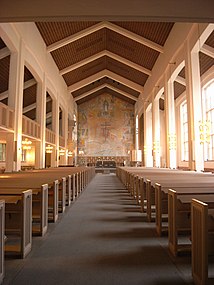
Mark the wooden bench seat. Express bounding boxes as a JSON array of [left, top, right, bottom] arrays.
[[168, 190, 214, 257], [155, 184, 214, 237]]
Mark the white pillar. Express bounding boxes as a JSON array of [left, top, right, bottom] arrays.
[[185, 40, 204, 171], [152, 93, 161, 167], [5, 133, 14, 172], [52, 96, 59, 167], [64, 108, 68, 165], [7, 40, 25, 171], [165, 68, 177, 169], [35, 73, 46, 169], [145, 103, 153, 167]]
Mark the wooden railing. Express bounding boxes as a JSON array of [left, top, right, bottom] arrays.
[[22, 115, 41, 139], [0, 103, 14, 130], [45, 128, 56, 145]]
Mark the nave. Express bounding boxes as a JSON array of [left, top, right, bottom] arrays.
[[3, 173, 192, 285]]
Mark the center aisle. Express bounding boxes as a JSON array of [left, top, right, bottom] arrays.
[[4, 173, 190, 285]]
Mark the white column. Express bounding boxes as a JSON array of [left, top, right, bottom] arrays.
[[35, 73, 46, 169], [7, 40, 25, 171], [145, 103, 153, 167], [185, 40, 204, 171], [5, 133, 14, 172], [135, 115, 139, 150], [152, 93, 161, 167], [52, 96, 59, 167], [64, 108, 68, 165], [165, 69, 177, 169]]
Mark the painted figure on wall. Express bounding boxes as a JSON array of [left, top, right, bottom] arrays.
[[78, 92, 134, 156]]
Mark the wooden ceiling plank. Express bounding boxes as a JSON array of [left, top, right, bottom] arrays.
[[0, 46, 10, 60], [60, 50, 152, 76], [47, 21, 163, 54], [201, 43, 214, 59], [68, 69, 143, 93]]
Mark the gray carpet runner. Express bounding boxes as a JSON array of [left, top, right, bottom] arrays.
[[3, 173, 192, 285]]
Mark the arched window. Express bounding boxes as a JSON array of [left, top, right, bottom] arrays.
[[180, 100, 188, 161], [202, 80, 214, 160]]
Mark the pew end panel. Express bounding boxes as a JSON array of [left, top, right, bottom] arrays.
[[191, 199, 214, 285], [58, 177, 66, 213], [4, 190, 32, 259], [71, 174, 76, 202], [48, 180, 59, 223], [66, 175, 71, 206], [0, 200, 5, 284], [146, 179, 155, 222], [140, 178, 146, 213], [32, 184, 48, 236], [168, 189, 191, 257], [155, 183, 168, 236]]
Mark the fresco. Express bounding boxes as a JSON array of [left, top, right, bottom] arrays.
[[77, 93, 135, 156]]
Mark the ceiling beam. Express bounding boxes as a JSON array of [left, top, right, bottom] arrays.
[[23, 94, 52, 113], [201, 43, 214, 59], [106, 22, 163, 53], [68, 69, 143, 93], [175, 75, 186, 86], [23, 78, 37, 89], [105, 83, 138, 101], [47, 21, 163, 53], [60, 50, 152, 76], [0, 90, 8, 101], [23, 102, 37, 113], [73, 83, 138, 102], [0, 78, 37, 101], [0, 46, 10, 60]]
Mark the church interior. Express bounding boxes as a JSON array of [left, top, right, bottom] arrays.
[[0, 1, 214, 285]]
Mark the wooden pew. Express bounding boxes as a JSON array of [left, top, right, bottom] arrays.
[[0, 177, 58, 224], [0, 200, 4, 284], [191, 199, 214, 285], [1, 190, 32, 258], [168, 189, 214, 257], [146, 174, 214, 223], [155, 183, 214, 237], [35, 166, 94, 208], [0, 184, 48, 236]]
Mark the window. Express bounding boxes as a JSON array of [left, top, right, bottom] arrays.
[[0, 143, 6, 161], [180, 101, 189, 161], [202, 80, 214, 160]]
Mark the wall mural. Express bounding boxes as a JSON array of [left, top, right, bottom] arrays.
[[77, 93, 135, 156]]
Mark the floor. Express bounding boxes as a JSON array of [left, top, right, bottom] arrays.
[[3, 173, 195, 285]]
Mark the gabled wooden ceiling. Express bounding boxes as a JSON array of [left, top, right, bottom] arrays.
[[36, 21, 174, 104], [0, 24, 214, 110]]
